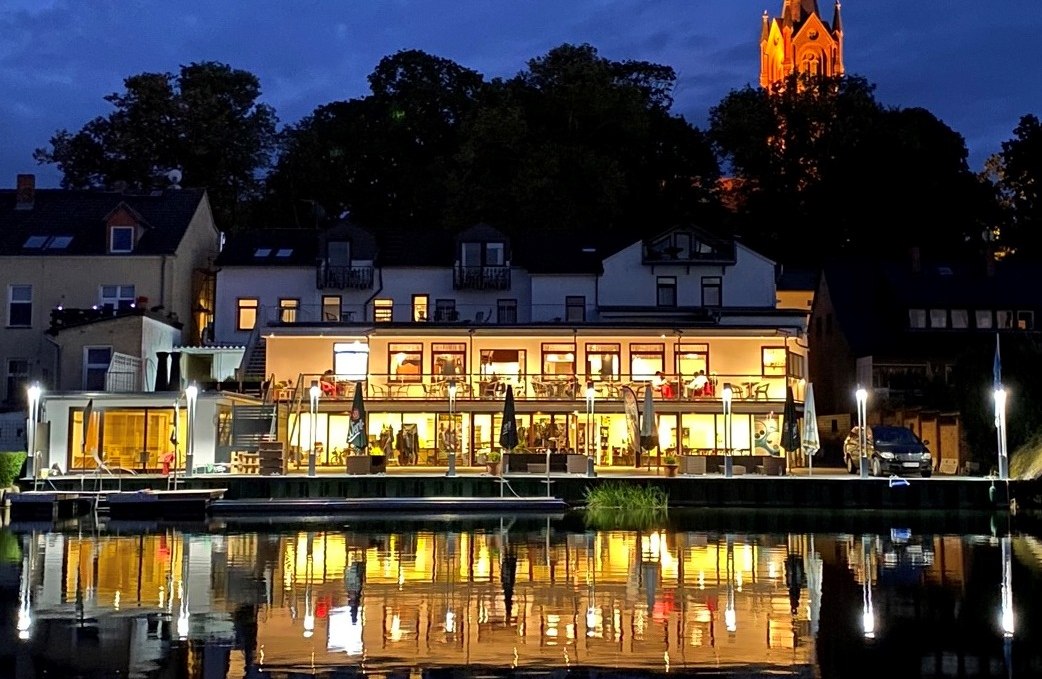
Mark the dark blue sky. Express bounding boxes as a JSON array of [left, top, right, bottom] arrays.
[[3, 0, 1040, 187]]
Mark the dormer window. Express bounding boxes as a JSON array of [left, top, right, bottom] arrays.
[[460, 241, 505, 266], [110, 226, 134, 253], [328, 240, 350, 266]]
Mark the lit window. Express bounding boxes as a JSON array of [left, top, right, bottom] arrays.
[[929, 309, 947, 328], [1017, 310, 1034, 330], [278, 298, 298, 323], [237, 298, 259, 331], [951, 309, 968, 329], [322, 295, 342, 322], [975, 310, 993, 329], [374, 299, 393, 322], [762, 347, 786, 376], [412, 295, 429, 322], [908, 309, 926, 329], [997, 310, 1014, 329], [389, 343, 422, 382], [110, 226, 134, 253]]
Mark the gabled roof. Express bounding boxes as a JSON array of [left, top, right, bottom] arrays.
[[0, 187, 207, 256]]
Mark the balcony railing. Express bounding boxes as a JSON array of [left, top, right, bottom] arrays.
[[453, 265, 511, 290], [278, 372, 802, 404], [251, 302, 598, 326], [316, 263, 374, 290]]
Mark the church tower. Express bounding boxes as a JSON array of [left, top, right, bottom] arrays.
[[760, 0, 844, 90]]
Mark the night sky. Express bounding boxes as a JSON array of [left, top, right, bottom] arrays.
[[2, 0, 1040, 187]]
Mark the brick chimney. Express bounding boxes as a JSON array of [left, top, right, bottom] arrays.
[[15, 174, 35, 210]]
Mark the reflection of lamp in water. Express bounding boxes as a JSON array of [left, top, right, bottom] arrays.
[[17, 535, 33, 640], [585, 380, 596, 477], [304, 532, 316, 638], [862, 535, 875, 639], [26, 384, 41, 490], [177, 534, 190, 640], [1000, 535, 1014, 638], [724, 536, 737, 634], [855, 387, 868, 479]]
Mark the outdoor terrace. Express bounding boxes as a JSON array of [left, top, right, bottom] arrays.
[[273, 371, 803, 404]]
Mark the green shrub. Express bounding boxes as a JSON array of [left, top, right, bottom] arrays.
[[0, 452, 27, 487]]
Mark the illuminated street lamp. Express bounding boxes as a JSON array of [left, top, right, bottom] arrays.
[[309, 382, 320, 476], [994, 386, 1009, 480], [722, 383, 733, 478], [585, 380, 596, 477], [184, 384, 198, 478], [26, 384, 42, 490], [446, 379, 458, 477], [855, 386, 868, 479]]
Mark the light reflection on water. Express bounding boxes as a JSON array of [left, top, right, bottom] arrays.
[[1, 517, 1033, 678]]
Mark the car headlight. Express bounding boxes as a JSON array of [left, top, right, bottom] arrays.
[[922, 451, 931, 460], [879, 452, 895, 460]]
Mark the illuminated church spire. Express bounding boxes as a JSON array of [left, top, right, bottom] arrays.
[[760, 0, 845, 90]]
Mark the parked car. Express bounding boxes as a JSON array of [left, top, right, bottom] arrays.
[[843, 425, 933, 477]]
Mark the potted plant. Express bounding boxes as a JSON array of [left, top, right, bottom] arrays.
[[484, 450, 502, 476], [663, 454, 679, 477]]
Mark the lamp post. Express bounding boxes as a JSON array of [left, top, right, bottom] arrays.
[[309, 383, 320, 477], [26, 383, 41, 490], [722, 383, 733, 478], [586, 380, 596, 477], [855, 386, 868, 479], [184, 384, 198, 478], [446, 379, 457, 477], [994, 386, 1009, 480]]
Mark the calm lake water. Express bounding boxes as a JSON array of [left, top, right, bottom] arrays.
[[1, 512, 1039, 678]]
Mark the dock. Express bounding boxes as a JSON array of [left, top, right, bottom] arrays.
[[106, 489, 227, 520], [6, 491, 94, 521], [210, 496, 569, 516]]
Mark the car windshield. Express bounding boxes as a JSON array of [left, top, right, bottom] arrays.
[[871, 426, 921, 445]]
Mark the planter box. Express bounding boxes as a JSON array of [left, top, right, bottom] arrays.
[[566, 454, 589, 474], [680, 456, 707, 475], [345, 455, 387, 475]]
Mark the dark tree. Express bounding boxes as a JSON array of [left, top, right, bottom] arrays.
[[987, 114, 1042, 258], [34, 61, 278, 232], [709, 73, 991, 265]]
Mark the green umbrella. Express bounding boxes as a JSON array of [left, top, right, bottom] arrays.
[[346, 381, 367, 454], [499, 385, 519, 451]]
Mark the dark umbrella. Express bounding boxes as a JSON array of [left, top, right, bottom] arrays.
[[781, 386, 800, 458], [154, 352, 169, 391], [346, 381, 367, 454], [168, 351, 183, 392], [499, 385, 519, 451]]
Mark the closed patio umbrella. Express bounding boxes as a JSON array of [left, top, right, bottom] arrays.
[[622, 386, 640, 467], [801, 383, 821, 476], [499, 385, 519, 451], [154, 352, 169, 391], [641, 385, 657, 470], [346, 381, 367, 455], [781, 386, 799, 473]]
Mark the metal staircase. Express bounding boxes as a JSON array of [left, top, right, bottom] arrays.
[[240, 335, 268, 382], [230, 404, 278, 453]]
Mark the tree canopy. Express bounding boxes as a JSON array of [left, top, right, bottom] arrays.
[[985, 114, 1042, 259], [34, 61, 278, 231]]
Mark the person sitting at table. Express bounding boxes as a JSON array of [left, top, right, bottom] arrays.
[[654, 371, 675, 399], [320, 369, 337, 396], [686, 370, 709, 397]]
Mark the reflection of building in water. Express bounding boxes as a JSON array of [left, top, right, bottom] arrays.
[[12, 527, 821, 675]]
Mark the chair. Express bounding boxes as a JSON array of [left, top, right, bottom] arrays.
[[754, 383, 771, 400]]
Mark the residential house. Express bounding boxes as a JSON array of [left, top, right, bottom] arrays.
[[808, 254, 1041, 469], [0, 174, 221, 407]]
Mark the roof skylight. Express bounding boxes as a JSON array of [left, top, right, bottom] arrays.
[[276, 248, 293, 257], [23, 235, 47, 248], [254, 248, 272, 257]]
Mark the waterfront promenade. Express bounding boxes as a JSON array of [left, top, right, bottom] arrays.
[[27, 465, 1036, 512]]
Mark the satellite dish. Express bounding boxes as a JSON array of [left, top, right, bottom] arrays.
[[166, 169, 183, 188]]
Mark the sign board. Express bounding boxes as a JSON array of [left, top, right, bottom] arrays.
[[939, 458, 959, 475]]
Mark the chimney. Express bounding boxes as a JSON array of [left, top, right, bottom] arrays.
[[15, 174, 35, 210]]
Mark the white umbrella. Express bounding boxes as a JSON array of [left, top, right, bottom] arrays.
[[801, 383, 821, 476], [642, 385, 656, 469]]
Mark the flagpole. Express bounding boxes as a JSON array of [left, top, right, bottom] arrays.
[[994, 333, 1008, 480]]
